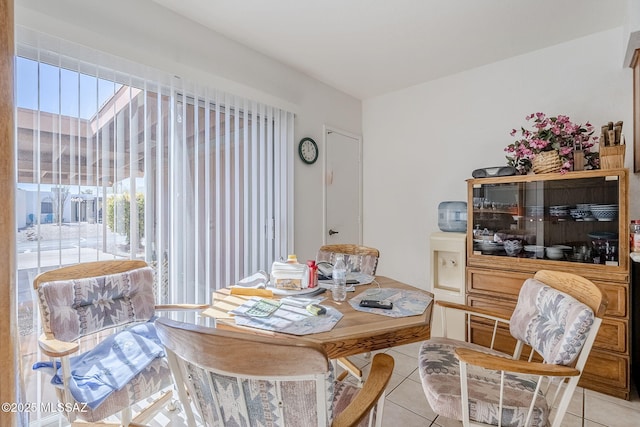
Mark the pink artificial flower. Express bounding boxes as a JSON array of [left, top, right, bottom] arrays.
[[560, 146, 573, 156], [564, 123, 578, 134], [506, 112, 597, 174]]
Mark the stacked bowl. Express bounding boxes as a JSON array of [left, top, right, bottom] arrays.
[[589, 204, 618, 222], [546, 245, 571, 260], [569, 207, 591, 220], [504, 239, 523, 257], [549, 205, 569, 220]]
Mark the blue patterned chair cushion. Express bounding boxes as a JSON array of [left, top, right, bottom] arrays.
[[510, 278, 594, 365], [419, 337, 549, 427], [37, 267, 156, 342], [62, 356, 172, 423]]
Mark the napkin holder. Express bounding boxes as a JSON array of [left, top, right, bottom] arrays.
[[270, 261, 309, 290]]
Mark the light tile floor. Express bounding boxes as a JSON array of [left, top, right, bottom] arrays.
[[42, 340, 640, 427]]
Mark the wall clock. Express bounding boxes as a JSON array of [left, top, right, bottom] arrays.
[[298, 137, 318, 164]]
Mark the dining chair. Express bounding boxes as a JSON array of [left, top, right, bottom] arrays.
[[418, 270, 607, 427], [33, 259, 208, 426], [155, 317, 394, 427], [316, 244, 380, 384], [316, 244, 380, 279]]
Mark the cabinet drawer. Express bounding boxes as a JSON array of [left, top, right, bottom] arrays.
[[469, 296, 627, 354], [468, 294, 515, 320], [592, 281, 627, 318], [581, 349, 629, 395], [595, 318, 627, 353], [468, 269, 627, 319], [467, 268, 530, 299]]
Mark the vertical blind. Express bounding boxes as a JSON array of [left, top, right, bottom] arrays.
[[16, 29, 294, 424], [16, 37, 294, 304]]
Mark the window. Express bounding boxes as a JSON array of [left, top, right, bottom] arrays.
[[16, 31, 293, 424]]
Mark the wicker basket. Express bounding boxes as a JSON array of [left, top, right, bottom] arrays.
[[532, 150, 562, 174]]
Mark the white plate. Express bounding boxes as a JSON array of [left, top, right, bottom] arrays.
[[267, 286, 327, 296]]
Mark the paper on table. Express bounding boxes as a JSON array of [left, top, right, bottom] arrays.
[[229, 297, 279, 317], [232, 270, 269, 289], [279, 296, 325, 308], [227, 296, 341, 335]]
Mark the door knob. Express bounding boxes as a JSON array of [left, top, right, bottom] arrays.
[[328, 229, 339, 236]]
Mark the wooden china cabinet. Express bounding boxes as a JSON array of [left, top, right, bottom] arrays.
[[465, 168, 631, 400]]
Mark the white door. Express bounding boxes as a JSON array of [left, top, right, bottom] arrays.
[[324, 127, 362, 244]]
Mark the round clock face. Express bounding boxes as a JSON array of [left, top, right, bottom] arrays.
[[298, 137, 318, 164]]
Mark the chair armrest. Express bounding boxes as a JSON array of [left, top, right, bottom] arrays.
[[155, 304, 210, 311], [332, 353, 394, 427], [455, 348, 580, 377], [38, 334, 79, 358], [437, 300, 511, 323]]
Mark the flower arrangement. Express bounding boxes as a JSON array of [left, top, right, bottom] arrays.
[[504, 112, 599, 174]]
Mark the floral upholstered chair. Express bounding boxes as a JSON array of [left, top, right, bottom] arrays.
[[33, 260, 207, 426], [418, 270, 607, 427], [156, 317, 394, 427]]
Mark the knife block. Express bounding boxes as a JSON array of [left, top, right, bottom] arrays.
[[599, 142, 625, 169]]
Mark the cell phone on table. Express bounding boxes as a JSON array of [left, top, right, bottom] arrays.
[[359, 299, 393, 309]]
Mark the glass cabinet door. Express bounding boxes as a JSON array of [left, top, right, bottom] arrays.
[[471, 175, 620, 265]]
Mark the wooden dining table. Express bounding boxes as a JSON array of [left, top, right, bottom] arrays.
[[202, 276, 434, 359]]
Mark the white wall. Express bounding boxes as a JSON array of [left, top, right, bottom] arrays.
[[363, 27, 637, 288], [15, 0, 362, 263]]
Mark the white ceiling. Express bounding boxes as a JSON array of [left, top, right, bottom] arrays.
[[150, 0, 627, 100]]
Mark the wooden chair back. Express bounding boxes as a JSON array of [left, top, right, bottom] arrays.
[[34, 260, 155, 342], [156, 317, 337, 426], [33, 259, 148, 288], [156, 317, 396, 427], [533, 270, 608, 317], [317, 244, 380, 275]]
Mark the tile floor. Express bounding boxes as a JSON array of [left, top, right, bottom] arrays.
[[43, 340, 640, 427]]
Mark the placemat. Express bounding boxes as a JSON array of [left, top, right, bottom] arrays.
[[349, 287, 432, 318], [231, 298, 342, 335]]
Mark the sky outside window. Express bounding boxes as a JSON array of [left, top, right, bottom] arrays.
[[16, 56, 121, 120]]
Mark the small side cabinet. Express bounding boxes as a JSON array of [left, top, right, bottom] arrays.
[[430, 232, 466, 341]]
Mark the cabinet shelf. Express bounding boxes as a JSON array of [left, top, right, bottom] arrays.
[[468, 169, 626, 270]]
